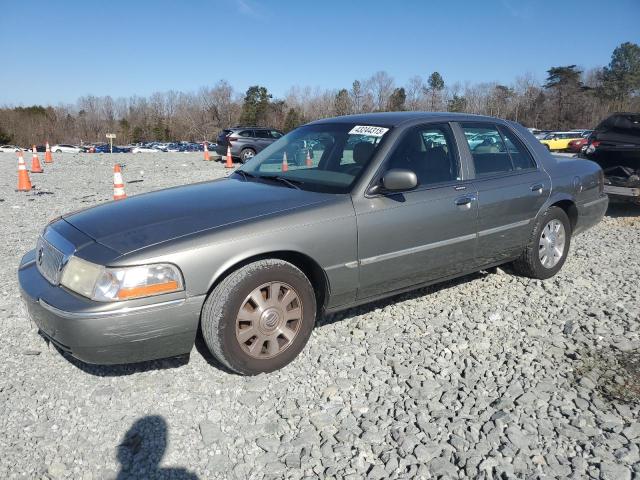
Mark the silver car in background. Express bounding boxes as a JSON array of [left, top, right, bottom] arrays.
[[19, 113, 608, 375], [51, 144, 83, 153]]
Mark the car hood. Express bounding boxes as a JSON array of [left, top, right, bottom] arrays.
[[63, 178, 335, 255]]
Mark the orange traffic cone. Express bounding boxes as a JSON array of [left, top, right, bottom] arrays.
[[113, 164, 126, 200], [31, 147, 44, 173], [282, 151, 288, 172], [44, 141, 53, 163], [225, 145, 234, 169], [203, 141, 210, 161], [305, 149, 313, 167], [17, 152, 32, 191]]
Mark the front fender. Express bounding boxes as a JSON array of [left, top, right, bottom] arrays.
[[113, 198, 359, 309]]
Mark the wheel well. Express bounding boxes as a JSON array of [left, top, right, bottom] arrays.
[[206, 251, 329, 313], [551, 200, 578, 231]]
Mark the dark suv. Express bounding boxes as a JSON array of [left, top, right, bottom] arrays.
[[582, 113, 640, 204], [216, 127, 284, 162]]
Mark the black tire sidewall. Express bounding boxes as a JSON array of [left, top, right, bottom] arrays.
[[531, 207, 571, 279], [216, 263, 315, 375]]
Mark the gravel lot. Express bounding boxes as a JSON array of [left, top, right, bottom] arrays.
[[1, 152, 639, 479]]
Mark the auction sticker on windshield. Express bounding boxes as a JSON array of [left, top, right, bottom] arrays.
[[348, 125, 389, 137]]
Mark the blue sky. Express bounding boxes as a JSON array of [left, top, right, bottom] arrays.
[[1, 0, 638, 106]]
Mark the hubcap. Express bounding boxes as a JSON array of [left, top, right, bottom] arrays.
[[243, 150, 254, 160], [539, 219, 566, 269], [235, 282, 302, 359]]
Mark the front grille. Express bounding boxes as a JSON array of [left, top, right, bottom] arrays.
[[36, 236, 65, 285]]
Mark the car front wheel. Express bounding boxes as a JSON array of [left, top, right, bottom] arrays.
[[201, 259, 316, 375], [511, 206, 571, 279]]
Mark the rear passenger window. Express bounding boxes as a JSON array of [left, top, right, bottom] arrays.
[[238, 130, 253, 137], [254, 130, 270, 138], [461, 124, 513, 176], [498, 126, 536, 170]]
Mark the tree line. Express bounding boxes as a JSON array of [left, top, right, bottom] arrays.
[[1, 42, 638, 146]]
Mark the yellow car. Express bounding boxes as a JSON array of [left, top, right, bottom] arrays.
[[539, 132, 583, 151]]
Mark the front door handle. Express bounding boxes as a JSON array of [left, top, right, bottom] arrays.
[[455, 195, 476, 209], [530, 183, 544, 193]]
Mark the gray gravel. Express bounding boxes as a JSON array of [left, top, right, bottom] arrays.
[[1, 152, 639, 479]]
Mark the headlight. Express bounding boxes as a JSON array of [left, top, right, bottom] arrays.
[[60, 257, 184, 301]]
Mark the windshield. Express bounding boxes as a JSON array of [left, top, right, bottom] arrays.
[[237, 123, 392, 193]]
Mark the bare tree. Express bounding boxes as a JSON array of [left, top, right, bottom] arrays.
[[365, 71, 394, 111]]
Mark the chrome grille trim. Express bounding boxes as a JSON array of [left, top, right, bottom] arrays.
[[36, 236, 65, 285]]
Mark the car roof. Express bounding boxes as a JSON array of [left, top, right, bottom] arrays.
[[306, 111, 498, 128]]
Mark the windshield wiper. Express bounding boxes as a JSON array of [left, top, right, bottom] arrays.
[[260, 175, 304, 190], [234, 170, 257, 181]]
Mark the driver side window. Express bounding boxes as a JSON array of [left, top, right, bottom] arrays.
[[385, 123, 460, 187], [461, 123, 513, 176]]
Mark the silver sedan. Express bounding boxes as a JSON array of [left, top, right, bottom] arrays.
[[19, 113, 608, 375]]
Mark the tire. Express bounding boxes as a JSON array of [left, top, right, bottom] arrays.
[[55, 149, 62, 153], [545, 145, 551, 151], [511, 206, 571, 280], [201, 259, 316, 375], [240, 148, 256, 163]]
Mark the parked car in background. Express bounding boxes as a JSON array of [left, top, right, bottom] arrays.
[[533, 130, 553, 140], [569, 129, 593, 138], [150, 142, 169, 152], [216, 127, 284, 162], [0, 145, 23, 152], [19, 112, 608, 375], [582, 112, 640, 204], [131, 146, 161, 153], [51, 144, 83, 153], [26, 145, 47, 152], [93, 144, 110, 153], [539, 132, 583, 151], [176, 142, 200, 152], [467, 131, 502, 150], [92, 143, 128, 153], [568, 136, 590, 153]]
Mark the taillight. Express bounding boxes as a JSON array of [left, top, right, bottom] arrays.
[[586, 141, 600, 155]]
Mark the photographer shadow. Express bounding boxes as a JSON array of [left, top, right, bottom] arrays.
[[116, 415, 198, 480]]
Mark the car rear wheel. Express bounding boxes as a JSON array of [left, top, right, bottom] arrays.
[[511, 206, 571, 279], [55, 149, 62, 153], [240, 148, 256, 163], [201, 259, 316, 375]]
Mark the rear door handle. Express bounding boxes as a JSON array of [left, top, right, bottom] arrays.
[[455, 195, 476, 208], [530, 183, 544, 193]]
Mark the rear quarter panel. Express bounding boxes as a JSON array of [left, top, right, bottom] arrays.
[[508, 122, 607, 234]]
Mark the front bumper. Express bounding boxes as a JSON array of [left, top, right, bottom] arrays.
[[18, 249, 204, 365]]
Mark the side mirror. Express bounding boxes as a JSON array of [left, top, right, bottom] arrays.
[[380, 169, 418, 192]]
